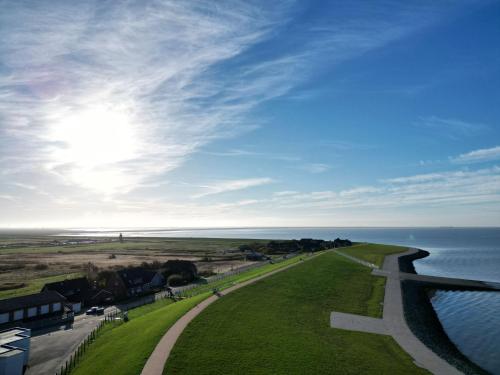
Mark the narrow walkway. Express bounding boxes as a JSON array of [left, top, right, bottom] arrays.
[[333, 249, 379, 269], [141, 254, 320, 375], [330, 311, 388, 335], [331, 248, 462, 375]]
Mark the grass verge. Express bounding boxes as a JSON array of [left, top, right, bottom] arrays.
[[165, 247, 429, 375], [71, 293, 210, 375], [340, 243, 407, 267]]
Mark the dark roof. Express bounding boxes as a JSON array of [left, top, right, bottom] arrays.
[[0, 291, 67, 314], [117, 268, 158, 288], [42, 277, 90, 295]]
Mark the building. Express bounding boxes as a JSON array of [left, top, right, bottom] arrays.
[[0, 291, 71, 330], [41, 277, 91, 313], [105, 268, 165, 300], [0, 327, 30, 375]]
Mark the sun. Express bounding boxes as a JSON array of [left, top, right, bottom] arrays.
[[47, 103, 142, 194]]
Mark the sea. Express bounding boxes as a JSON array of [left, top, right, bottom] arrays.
[[62, 227, 500, 374]]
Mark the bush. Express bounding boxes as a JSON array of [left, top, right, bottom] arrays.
[[33, 263, 49, 270], [163, 260, 198, 283], [167, 274, 187, 287], [109, 254, 117, 259]]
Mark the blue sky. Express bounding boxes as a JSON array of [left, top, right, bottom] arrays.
[[0, 0, 499, 227]]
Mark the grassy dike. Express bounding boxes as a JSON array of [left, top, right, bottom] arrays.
[[70, 253, 310, 375], [165, 246, 429, 375], [340, 243, 408, 267]]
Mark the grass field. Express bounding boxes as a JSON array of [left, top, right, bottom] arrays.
[[0, 235, 269, 300], [0, 272, 82, 299], [165, 246, 428, 375], [340, 243, 408, 267], [69, 252, 313, 375]]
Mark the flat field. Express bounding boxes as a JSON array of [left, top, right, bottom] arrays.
[[0, 233, 267, 300], [165, 246, 428, 375]]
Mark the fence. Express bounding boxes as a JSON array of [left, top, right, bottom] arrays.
[[55, 252, 302, 374], [55, 310, 121, 375], [172, 252, 302, 297]]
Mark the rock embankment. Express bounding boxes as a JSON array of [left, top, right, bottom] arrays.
[[399, 249, 490, 375]]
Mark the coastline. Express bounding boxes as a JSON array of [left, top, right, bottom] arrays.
[[399, 250, 490, 375]]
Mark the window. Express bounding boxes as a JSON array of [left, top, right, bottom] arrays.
[[0, 313, 8, 324], [40, 304, 49, 314], [27, 307, 37, 318], [13, 309, 24, 320]]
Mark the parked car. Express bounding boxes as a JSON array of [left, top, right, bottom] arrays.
[[86, 306, 105, 315]]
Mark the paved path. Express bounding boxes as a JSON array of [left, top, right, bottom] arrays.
[[333, 249, 379, 269], [141, 254, 318, 375], [336, 249, 499, 291], [332, 248, 463, 375], [330, 311, 388, 335]]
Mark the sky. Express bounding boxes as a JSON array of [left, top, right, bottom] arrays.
[[1, 0, 500, 228]]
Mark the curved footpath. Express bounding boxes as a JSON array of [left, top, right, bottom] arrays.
[[332, 249, 462, 375], [141, 253, 320, 375]]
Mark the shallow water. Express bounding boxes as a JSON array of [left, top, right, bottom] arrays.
[[431, 290, 500, 375], [62, 226, 500, 372]]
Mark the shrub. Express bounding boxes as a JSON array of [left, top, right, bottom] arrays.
[[167, 274, 187, 287], [33, 263, 49, 270]]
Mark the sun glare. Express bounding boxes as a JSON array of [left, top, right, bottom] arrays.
[[47, 104, 142, 194]]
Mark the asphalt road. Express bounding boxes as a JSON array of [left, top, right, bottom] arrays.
[[26, 307, 117, 375]]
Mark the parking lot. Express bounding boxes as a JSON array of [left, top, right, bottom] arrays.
[[26, 306, 117, 375]]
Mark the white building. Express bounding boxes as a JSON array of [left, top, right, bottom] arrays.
[[0, 291, 68, 329], [0, 328, 31, 375]]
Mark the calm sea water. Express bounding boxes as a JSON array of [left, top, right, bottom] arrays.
[[431, 290, 500, 375], [63, 227, 500, 373]]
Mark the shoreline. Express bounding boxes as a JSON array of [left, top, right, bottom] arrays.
[[399, 250, 490, 375]]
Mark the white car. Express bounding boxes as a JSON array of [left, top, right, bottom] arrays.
[[86, 306, 105, 315]]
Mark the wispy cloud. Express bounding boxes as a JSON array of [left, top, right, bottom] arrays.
[[1, 1, 487, 227], [452, 145, 500, 164], [203, 149, 300, 162], [414, 116, 487, 139], [0, 1, 464, 197], [0, 1, 292, 195], [192, 177, 274, 198], [298, 163, 331, 174], [271, 166, 500, 210]]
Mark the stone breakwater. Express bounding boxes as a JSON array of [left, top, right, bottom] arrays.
[[399, 250, 490, 375]]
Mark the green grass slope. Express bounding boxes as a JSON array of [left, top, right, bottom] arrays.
[[165, 248, 428, 375], [70, 252, 311, 374], [341, 243, 407, 267], [71, 293, 210, 375]]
